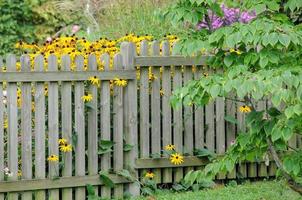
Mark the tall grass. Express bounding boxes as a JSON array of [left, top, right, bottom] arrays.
[[96, 0, 180, 39]]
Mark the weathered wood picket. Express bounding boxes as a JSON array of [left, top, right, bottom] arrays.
[[0, 41, 289, 199]]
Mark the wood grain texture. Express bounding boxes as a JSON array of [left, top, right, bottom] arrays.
[[215, 69, 226, 179], [47, 54, 60, 199], [151, 41, 162, 183], [100, 53, 112, 198], [0, 70, 136, 82], [113, 54, 124, 198], [121, 42, 140, 196], [6, 54, 19, 200], [74, 56, 86, 200], [183, 64, 194, 175], [33, 55, 46, 200], [21, 55, 33, 200], [61, 55, 73, 199], [161, 41, 172, 183], [87, 55, 99, 196], [172, 64, 183, 182], [194, 68, 204, 150], [135, 56, 207, 66], [0, 175, 131, 193], [139, 41, 150, 159]]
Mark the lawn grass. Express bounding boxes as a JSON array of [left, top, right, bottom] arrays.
[[135, 181, 302, 200]]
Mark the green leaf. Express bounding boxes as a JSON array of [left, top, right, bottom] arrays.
[[99, 172, 115, 188], [117, 169, 135, 181], [123, 144, 134, 152], [98, 148, 113, 155], [224, 56, 233, 67], [285, 106, 295, 119], [194, 148, 216, 160], [279, 34, 291, 47], [99, 140, 115, 149], [282, 127, 293, 141], [267, 107, 281, 117], [224, 115, 238, 125], [253, 4, 266, 14], [271, 127, 282, 142], [209, 85, 220, 98], [86, 184, 96, 197], [259, 57, 269, 68]]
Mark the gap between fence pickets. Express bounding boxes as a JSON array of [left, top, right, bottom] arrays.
[[0, 175, 131, 193]]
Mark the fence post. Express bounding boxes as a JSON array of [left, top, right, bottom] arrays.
[[121, 42, 140, 196]]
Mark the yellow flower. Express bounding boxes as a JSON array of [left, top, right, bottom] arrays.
[[239, 105, 251, 113], [145, 172, 155, 179], [229, 48, 236, 53], [81, 93, 93, 102], [88, 76, 100, 86], [60, 143, 72, 152], [160, 89, 164, 96], [114, 78, 127, 87], [58, 138, 67, 145], [47, 154, 59, 162], [4, 119, 8, 129], [170, 153, 184, 165], [164, 144, 175, 151], [203, 72, 209, 77], [17, 170, 22, 177], [235, 50, 242, 55]]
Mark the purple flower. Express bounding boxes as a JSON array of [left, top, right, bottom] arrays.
[[197, 4, 256, 31]]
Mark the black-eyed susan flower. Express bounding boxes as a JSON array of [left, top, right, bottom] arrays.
[[145, 172, 155, 179], [58, 138, 67, 145], [164, 144, 175, 151], [239, 105, 251, 113], [160, 89, 164, 96], [88, 76, 100, 86], [17, 170, 22, 177], [170, 153, 184, 165], [47, 154, 59, 162], [60, 143, 72, 152], [81, 93, 93, 102], [114, 78, 127, 87]]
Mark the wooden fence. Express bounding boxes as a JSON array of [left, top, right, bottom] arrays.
[[0, 41, 291, 199]]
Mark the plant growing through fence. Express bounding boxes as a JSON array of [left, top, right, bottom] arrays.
[[166, 0, 302, 193]]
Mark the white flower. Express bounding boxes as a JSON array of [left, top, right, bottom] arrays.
[[6, 172, 13, 177], [3, 167, 9, 173], [3, 90, 7, 97], [230, 140, 236, 146]]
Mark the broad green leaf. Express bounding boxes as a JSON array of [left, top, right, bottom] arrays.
[[123, 144, 134, 152], [224, 56, 233, 67], [99, 140, 115, 149], [99, 172, 115, 188], [224, 115, 238, 125], [117, 169, 135, 181], [279, 34, 291, 47], [282, 127, 293, 141], [209, 85, 220, 98]]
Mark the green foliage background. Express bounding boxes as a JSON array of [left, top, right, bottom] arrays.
[[0, 0, 80, 55]]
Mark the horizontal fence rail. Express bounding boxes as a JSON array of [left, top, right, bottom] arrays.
[[134, 56, 208, 66], [0, 70, 136, 82]]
